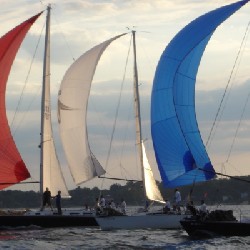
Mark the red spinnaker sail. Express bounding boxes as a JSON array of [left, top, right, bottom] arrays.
[[0, 12, 42, 189]]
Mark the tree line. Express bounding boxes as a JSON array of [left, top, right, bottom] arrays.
[[0, 175, 249, 209]]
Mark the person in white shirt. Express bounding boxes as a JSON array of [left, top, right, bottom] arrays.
[[199, 200, 207, 214], [94, 197, 101, 214], [163, 199, 171, 213], [174, 188, 181, 212], [99, 195, 106, 209], [120, 198, 126, 214]]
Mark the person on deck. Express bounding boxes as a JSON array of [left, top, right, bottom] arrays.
[[163, 199, 171, 213], [186, 200, 197, 216], [99, 195, 106, 209], [55, 190, 62, 215], [120, 198, 126, 214], [144, 200, 150, 212], [41, 187, 53, 211], [94, 197, 101, 214], [199, 200, 207, 215], [173, 188, 181, 212]]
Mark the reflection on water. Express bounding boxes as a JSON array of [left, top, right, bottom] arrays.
[[0, 234, 17, 240]]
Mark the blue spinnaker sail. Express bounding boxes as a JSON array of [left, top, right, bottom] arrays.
[[151, 0, 249, 187]]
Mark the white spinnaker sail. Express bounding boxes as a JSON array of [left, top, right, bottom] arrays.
[[58, 34, 126, 185], [142, 142, 164, 203], [41, 6, 69, 197]]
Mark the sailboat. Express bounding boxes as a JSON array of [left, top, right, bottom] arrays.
[[0, 5, 99, 228], [61, 29, 189, 230], [150, 0, 250, 237]]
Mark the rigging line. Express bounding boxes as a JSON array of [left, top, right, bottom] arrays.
[[207, 23, 250, 151], [198, 168, 250, 184], [223, 161, 244, 177], [52, 4, 76, 62], [226, 91, 250, 163], [224, 23, 250, 162], [120, 161, 135, 181], [39, 0, 46, 6], [103, 162, 134, 181], [10, 21, 45, 135], [206, 26, 250, 151], [136, 31, 154, 73], [206, 21, 250, 149], [205, 20, 250, 148], [0, 181, 39, 185], [221, 162, 227, 176], [98, 176, 141, 182], [18, 85, 42, 131], [28, 175, 40, 192], [187, 178, 196, 202], [99, 35, 132, 191], [119, 94, 134, 177]]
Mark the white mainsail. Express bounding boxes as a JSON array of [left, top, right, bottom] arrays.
[[131, 31, 164, 204], [40, 5, 69, 197], [58, 34, 126, 185], [142, 142, 164, 203]]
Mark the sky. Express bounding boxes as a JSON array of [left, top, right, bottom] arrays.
[[1, 0, 250, 192]]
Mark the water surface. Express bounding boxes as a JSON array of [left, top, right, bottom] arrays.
[[0, 205, 249, 249]]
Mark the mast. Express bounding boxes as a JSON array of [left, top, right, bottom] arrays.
[[40, 4, 51, 195], [132, 31, 146, 199]]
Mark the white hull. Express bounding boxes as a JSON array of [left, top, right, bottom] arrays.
[[96, 213, 186, 230]]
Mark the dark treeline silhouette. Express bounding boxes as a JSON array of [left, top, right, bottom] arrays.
[[0, 175, 249, 209]]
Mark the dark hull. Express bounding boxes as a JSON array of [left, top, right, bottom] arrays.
[[180, 219, 250, 237], [0, 215, 98, 228]]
